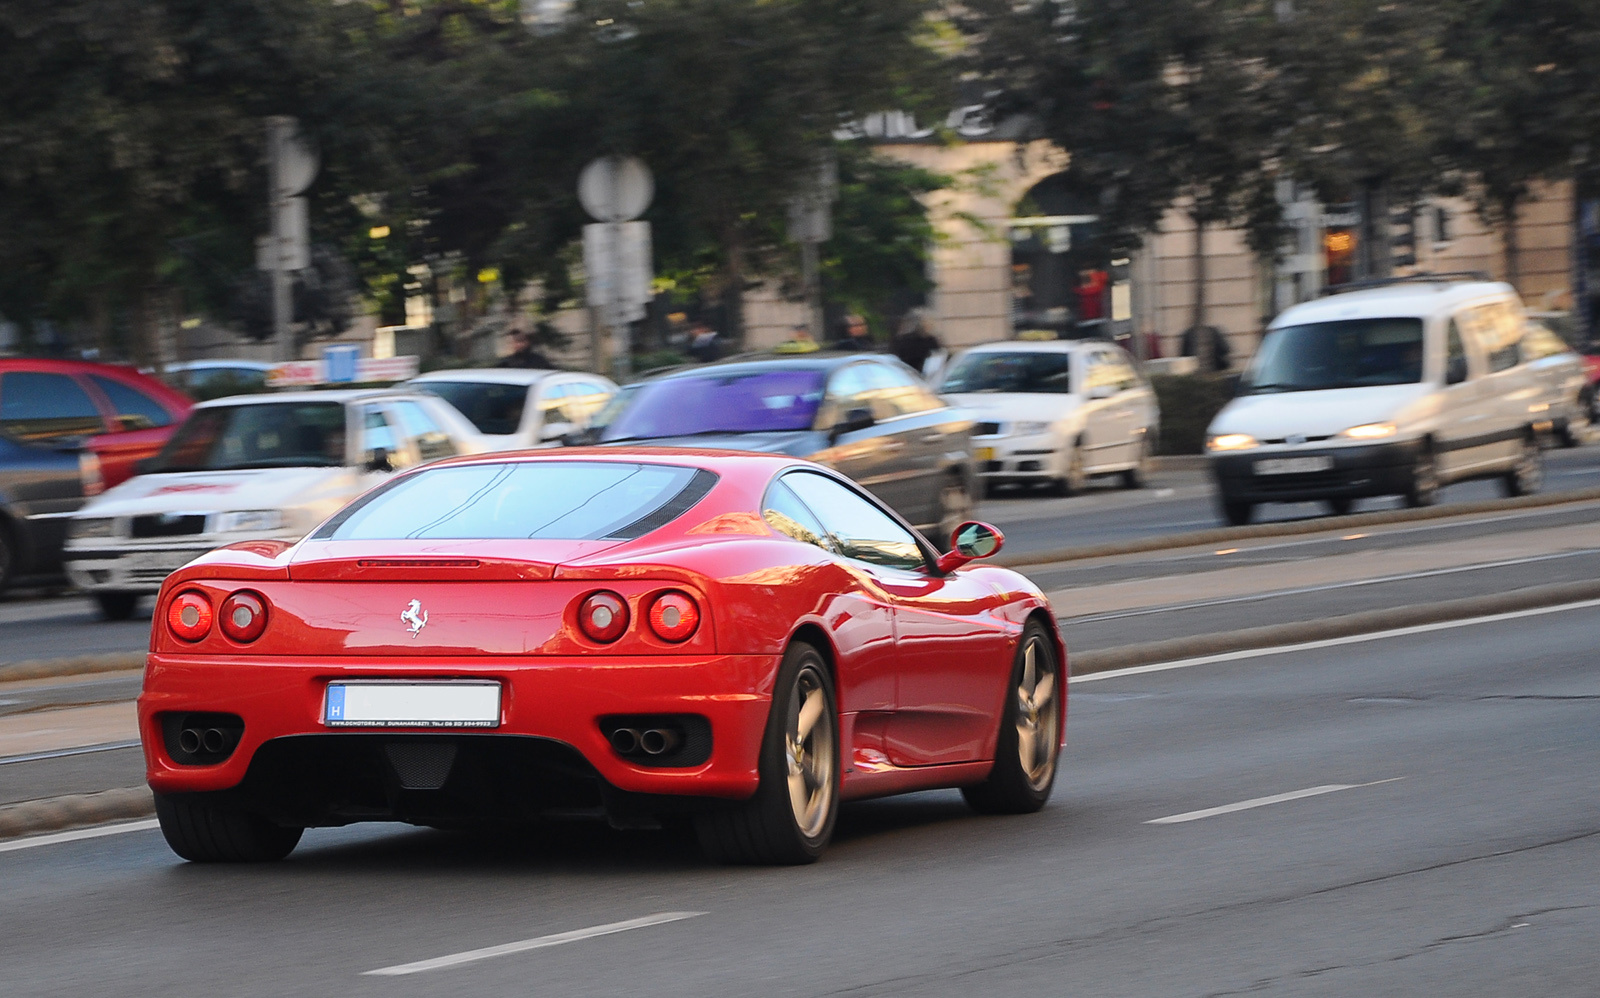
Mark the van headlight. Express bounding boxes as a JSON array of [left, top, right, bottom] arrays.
[[1340, 422, 1398, 441], [214, 510, 285, 532], [1206, 433, 1259, 452]]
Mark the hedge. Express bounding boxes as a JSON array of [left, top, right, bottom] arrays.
[[1151, 373, 1239, 455]]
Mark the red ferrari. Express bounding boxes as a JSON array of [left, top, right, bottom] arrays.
[[140, 449, 1065, 864]]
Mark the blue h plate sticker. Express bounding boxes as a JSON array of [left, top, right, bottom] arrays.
[[325, 685, 346, 722]]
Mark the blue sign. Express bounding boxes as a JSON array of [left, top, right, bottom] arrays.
[[324, 344, 360, 384]]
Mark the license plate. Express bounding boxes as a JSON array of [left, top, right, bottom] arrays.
[[975, 447, 995, 461], [1254, 456, 1335, 475], [127, 549, 199, 573], [323, 681, 502, 728]]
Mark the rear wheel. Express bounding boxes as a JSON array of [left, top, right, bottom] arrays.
[[963, 621, 1061, 814], [95, 592, 140, 621], [696, 642, 838, 864], [1218, 495, 1254, 526], [1058, 441, 1088, 495], [1502, 434, 1543, 497], [1121, 437, 1151, 490], [1404, 446, 1439, 508], [154, 793, 302, 863], [0, 521, 13, 593]]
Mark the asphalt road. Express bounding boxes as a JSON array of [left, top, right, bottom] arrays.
[[3, 603, 1598, 996]]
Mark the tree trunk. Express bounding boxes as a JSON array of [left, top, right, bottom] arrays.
[[1192, 212, 1214, 371], [720, 227, 747, 347], [1501, 194, 1521, 292]]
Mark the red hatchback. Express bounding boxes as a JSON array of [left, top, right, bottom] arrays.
[[0, 359, 192, 487], [140, 449, 1065, 864]]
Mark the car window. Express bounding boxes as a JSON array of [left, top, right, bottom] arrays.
[[938, 352, 1073, 394], [151, 402, 345, 472], [1522, 324, 1570, 361], [564, 380, 615, 423], [815, 364, 874, 428], [393, 400, 458, 461], [90, 375, 174, 431], [1446, 320, 1472, 383], [0, 372, 105, 440], [362, 405, 413, 470], [538, 382, 579, 427], [603, 369, 828, 441], [761, 479, 834, 551], [781, 471, 926, 572], [861, 362, 943, 418], [1242, 318, 1424, 393], [418, 380, 528, 436]]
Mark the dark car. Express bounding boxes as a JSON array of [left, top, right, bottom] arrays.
[[0, 359, 193, 488], [0, 429, 102, 592], [589, 354, 977, 542]]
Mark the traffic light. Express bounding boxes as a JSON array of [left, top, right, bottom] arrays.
[[1391, 204, 1417, 269]]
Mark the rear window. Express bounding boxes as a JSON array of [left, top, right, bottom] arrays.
[[317, 461, 717, 541], [418, 381, 528, 436], [601, 369, 826, 440], [0, 372, 105, 440]]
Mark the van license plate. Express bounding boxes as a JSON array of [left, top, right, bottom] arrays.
[[1255, 457, 1334, 476]]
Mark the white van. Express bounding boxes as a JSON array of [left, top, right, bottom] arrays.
[[1206, 278, 1546, 525]]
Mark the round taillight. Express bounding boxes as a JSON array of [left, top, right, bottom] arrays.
[[219, 591, 268, 642], [167, 591, 214, 642], [647, 591, 700, 643], [578, 591, 629, 643]]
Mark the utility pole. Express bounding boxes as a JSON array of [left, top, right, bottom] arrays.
[[788, 152, 838, 343], [262, 117, 316, 362], [579, 156, 654, 378]]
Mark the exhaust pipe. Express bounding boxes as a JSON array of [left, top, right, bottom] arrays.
[[610, 728, 642, 755], [639, 728, 681, 756], [178, 728, 202, 754], [201, 728, 227, 754]]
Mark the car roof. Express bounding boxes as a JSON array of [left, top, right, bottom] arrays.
[[166, 360, 275, 372], [192, 389, 421, 409], [407, 368, 579, 387], [956, 340, 1100, 354], [645, 352, 901, 382], [423, 445, 811, 477], [1272, 280, 1518, 327], [0, 357, 192, 408]]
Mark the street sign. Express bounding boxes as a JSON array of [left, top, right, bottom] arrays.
[[584, 222, 653, 323], [324, 344, 360, 383], [578, 156, 654, 223], [256, 197, 309, 272]]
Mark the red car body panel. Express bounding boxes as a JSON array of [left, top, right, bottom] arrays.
[[0, 358, 191, 487], [140, 449, 1064, 818]]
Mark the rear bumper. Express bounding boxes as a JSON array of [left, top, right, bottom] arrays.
[[139, 653, 778, 824], [1210, 440, 1422, 503]]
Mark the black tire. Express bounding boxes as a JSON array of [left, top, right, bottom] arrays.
[[95, 592, 140, 621], [1502, 434, 1544, 497], [1326, 497, 1354, 517], [963, 620, 1061, 815], [0, 520, 14, 594], [1219, 496, 1254, 526], [1404, 445, 1439, 508], [1121, 438, 1151, 490], [696, 642, 839, 864], [154, 793, 303, 863], [1060, 441, 1088, 495]]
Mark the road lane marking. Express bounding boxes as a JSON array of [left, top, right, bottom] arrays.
[[0, 819, 159, 854], [363, 911, 708, 976], [1146, 778, 1404, 825], [1071, 597, 1600, 684]]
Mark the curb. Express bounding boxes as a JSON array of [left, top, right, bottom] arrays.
[[1068, 578, 1600, 675], [999, 485, 1600, 569], [0, 653, 144, 685], [0, 787, 154, 841]]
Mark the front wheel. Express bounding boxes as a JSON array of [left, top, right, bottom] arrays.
[[1058, 441, 1088, 496], [963, 621, 1061, 814], [1503, 435, 1543, 497], [1218, 496, 1254, 526], [1121, 437, 1151, 490], [0, 524, 13, 593], [154, 793, 302, 863], [696, 642, 839, 864], [1404, 447, 1439, 508]]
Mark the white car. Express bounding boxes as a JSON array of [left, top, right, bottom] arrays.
[[63, 390, 485, 619], [406, 369, 618, 450], [1520, 320, 1589, 447], [938, 340, 1159, 494], [1206, 278, 1548, 525]]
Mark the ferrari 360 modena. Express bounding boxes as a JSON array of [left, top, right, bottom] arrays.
[[140, 449, 1065, 865]]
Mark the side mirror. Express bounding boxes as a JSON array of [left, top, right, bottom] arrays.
[[935, 521, 1005, 573], [830, 406, 875, 442], [541, 421, 574, 443], [364, 447, 393, 473], [1446, 356, 1469, 385]]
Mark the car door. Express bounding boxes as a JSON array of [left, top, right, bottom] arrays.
[[859, 360, 956, 528], [1437, 313, 1494, 478], [812, 363, 911, 514], [1075, 348, 1122, 471], [781, 471, 1012, 768]]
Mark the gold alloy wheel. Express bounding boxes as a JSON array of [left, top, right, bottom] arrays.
[[785, 665, 837, 840], [1014, 635, 1059, 791]]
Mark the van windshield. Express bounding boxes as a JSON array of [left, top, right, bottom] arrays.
[[1243, 318, 1424, 394]]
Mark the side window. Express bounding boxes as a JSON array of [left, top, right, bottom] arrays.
[[361, 406, 412, 471], [1445, 320, 1471, 384], [90, 375, 174, 431], [0, 372, 106, 440], [393, 401, 457, 462], [538, 383, 578, 428], [781, 471, 926, 572], [760, 480, 833, 551], [816, 365, 873, 429], [1082, 352, 1116, 394], [863, 362, 943, 418], [1522, 325, 1567, 361], [1485, 303, 1522, 373]]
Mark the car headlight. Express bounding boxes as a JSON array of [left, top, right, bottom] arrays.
[[68, 517, 116, 540], [1340, 422, 1398, 441], [1206, 433, 1259, 452], [1011, 421, 1053, 436], [214, 510, 285, 533]]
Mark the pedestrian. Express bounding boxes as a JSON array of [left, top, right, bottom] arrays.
[[831, 314, 874, 351], [687, 322, 721, 363], [1073, 268, 1109, 338], [891, 309, 940, 374], [1180, 324, 1231, 372], [501, 330, 553, 369]]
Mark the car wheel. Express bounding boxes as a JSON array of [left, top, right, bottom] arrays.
[[1561, 396, 1590, 447], [932, 477, 974, 550], [0, 521, 13, 594], [95, 592, 140, 621], [1060, 442, 1088, 495], [1502, 434, 1543, 497], [695, 641, 838, 864], [1327, 498, 1354, 516], [1121, 437, 1152, 490], [154, 793, 303, 863], [1404, 446, 1439, 508], [1219, 496, 1254, 526], [962, 621, 1061, 815]]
